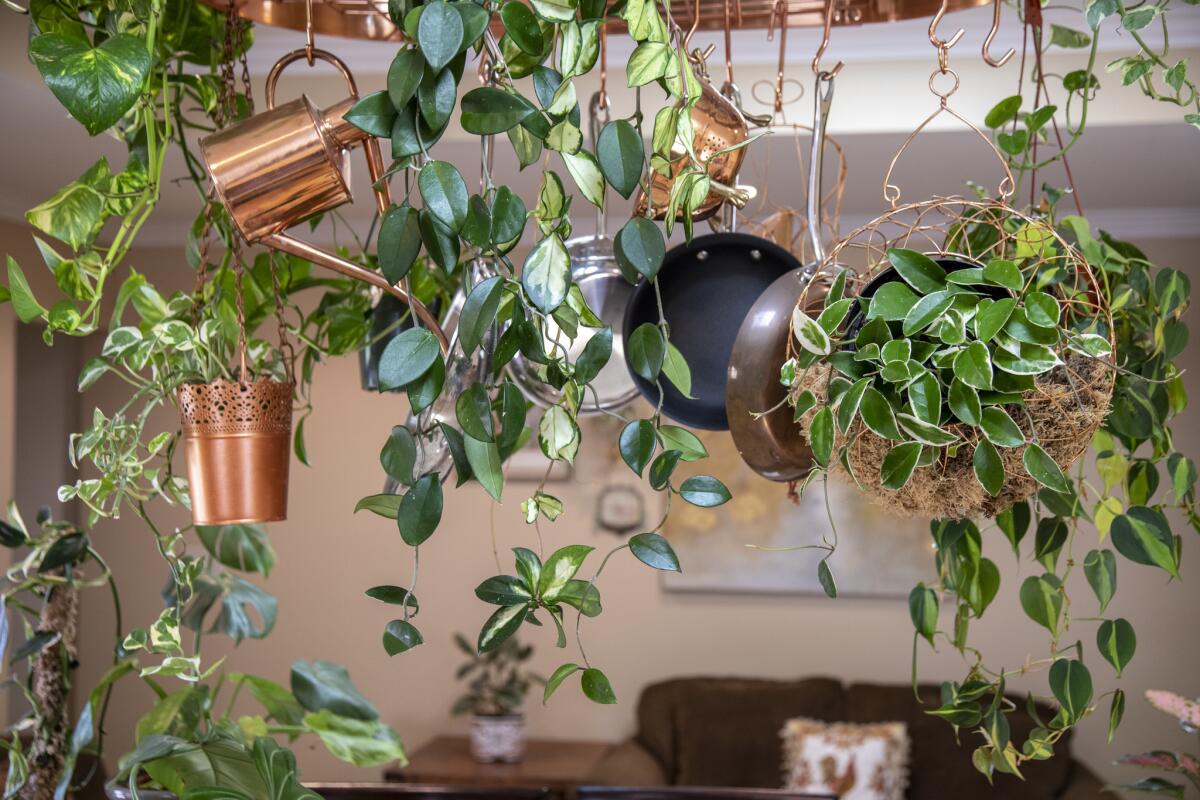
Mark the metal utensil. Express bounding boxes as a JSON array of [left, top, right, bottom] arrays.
[[725, 70, 838, 481]]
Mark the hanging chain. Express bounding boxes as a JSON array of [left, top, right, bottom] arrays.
[[232, 239, 250, 383], [267, 252, 296, 385]]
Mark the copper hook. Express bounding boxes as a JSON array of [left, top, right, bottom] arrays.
[[598, 24, 609, 109], [722, 0, 734, 89], [682, 0, 702, 54], [928, 0, 965, 53], [304, 0, 315, 65], [812, 0, 844, 77], [772, 0, 788, 114], [982, 0, 1015, 67]]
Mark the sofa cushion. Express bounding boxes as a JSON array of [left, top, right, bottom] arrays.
[[669, 677, 845, 787], [843, 682, 1074, 800]]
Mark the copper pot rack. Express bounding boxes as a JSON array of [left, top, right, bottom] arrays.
[[204, 0, 989, 43]]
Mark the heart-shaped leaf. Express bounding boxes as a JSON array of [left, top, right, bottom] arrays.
[[30, 33, 151, 136]]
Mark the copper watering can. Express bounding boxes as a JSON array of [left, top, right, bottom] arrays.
[[199, 47, 448, 351]]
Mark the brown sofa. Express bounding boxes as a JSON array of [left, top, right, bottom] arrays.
[[586, 677, 1105, 799]]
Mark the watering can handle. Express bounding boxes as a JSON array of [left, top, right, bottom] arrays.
[[261, 49, 448, 354]]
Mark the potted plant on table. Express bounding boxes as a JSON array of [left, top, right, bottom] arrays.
[[451, 633, 541, 764]]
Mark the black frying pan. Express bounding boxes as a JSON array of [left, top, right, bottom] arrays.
[[623, 232, 805, 430]]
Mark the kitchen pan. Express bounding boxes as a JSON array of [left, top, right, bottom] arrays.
[[724, 70, 839, 480], [622, 231, 805, 430]]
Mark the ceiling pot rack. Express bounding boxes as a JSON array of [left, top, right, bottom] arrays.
[[201, 0, 992, 44]]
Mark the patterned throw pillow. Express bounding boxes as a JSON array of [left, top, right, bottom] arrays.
[[780, 718, 909, 800]]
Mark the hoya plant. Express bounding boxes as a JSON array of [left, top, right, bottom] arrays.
[[344, 0, 732, 704]]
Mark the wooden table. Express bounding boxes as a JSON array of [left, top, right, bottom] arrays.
[[385, 735, 613, 796]]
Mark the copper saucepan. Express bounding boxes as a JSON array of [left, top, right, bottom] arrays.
[[725, 70, 840, 482]]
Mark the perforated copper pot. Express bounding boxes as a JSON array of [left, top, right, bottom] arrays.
[[178, 378, 293, 525], [634, 78, 751, 222]]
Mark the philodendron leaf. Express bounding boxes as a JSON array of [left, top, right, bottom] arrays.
[[1048, 658, 1093, 725], [629, 532, 680, 571], [1110, 506, 1181, 578], [909, 583, 938, 645], [1019, 573, 1063, 635], [30, 33, 151, 136], [1096, 618, 1136, 676], [792, 307, 832, 355], [382, 620, 423, 656], [888, 249, 946, 294], [291, 660, 378, 721], [1083, 549, 1117, 612]]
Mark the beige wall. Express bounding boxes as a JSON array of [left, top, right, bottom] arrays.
[[5, 224, 1197, 792]]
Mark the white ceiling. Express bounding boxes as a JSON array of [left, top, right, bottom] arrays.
[[1, 6, 1198, 248]]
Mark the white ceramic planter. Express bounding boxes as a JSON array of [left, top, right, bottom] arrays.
[[469, 714, 526, 763]]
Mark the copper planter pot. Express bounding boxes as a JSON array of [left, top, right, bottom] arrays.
[[178, 378, 294, 525]]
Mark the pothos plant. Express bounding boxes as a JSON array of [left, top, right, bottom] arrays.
[[783, 3, 1198, 779], [344, 0, 732, 705], [2, 0, 415, 796]]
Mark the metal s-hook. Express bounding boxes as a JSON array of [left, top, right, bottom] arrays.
[[304, 0, 315, 65], [771, 0, 788, 114], [928, 0, 965, 55], [682, 0, 702, 54], [812, 0, 845, 78], [982, 0, 1015, 67], [722, 0, 735, 92]]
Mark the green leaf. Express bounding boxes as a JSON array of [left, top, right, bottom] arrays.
[[417, 1, 464, 71], [475, 575, 533, 606], [997, 502, 1031, 557], [543, 663, 582, 703], [581, 668, 617, 704], [661, 342, 694, 399], [881, 442, 922, 489], [679, 475, 731, 507], [538, 544, 593, 601], [1096, 618, 1136, 676], [1025, 292, 1061, 327], [983, 259, 1023, 292], [380, 426, 417, 486], [619, 420, 656, 476], [597, 120, 644, 199], [364, 586, 419, 611], [994, 343, 1060, 376], [626, 41, 671, 86], [39, 532, 89, 572], [196, 525, 275, 577], [418, 161, 468, 232], [344, 91, 397, 137], [948, 379, 982, 426], [477, 604, 527, 653], [953, 342, 994, 390], [981, 406, 1025, 447], [1023, 443, 1071, 493], [1107, 689, 1125, 744], [456, 384, 495, 442], [1084, 549, 1116, 612], [539, 406, 579, 462], [397, 474, 442, 546], [867, 281, 920, 321], [657, 426, 706, 461], [1019, 573, 1063, 635], [1167, 453, 1196, 503], [629, 532, 680, 571], [627, 323, 666, 381], [460, 87, 536, 134], [860, 387, 903, 440], [417, 66, 456, 132], [382, 620, 423, 655], [501, 2, 545, 54], [973, 440, 1004, 496], [984, 95, 1022, 129], [465, 436, 504, 501], [291, 660, 378, 721], [25, 171, 105, 251], [301, 710, 406, 767], [908, 373, 940, 425], [459, 276, 505, 356], [888, 249, 946, 293], [1110, 506, 1180, 578], [522, 235, 570, 313], [29, 33, 151, 136], [837, 378, 870, 433], [615, 216, 665, 279], [387, 48, 424, 110], [1050, 23, 1092, 47], [378, 328, 441, 391], [792, 307, 832, 355], [5, 258, 46, 323], [817, 559, 837, 598], [1048, 658, 1092, 724], [974, 298, 1015, 342], [561, 150, 606, 208], [909, 583, 938, 644], [377, 205, 422, 284], [902, 290, 953, 336]]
